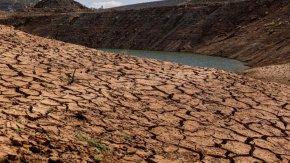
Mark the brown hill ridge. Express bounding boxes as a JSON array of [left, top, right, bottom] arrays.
[[0, 25, 289, 162], [34, 0, 87, 10]]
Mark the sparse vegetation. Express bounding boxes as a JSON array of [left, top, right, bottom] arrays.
[[94, 155, 102, 162], [76, 134, 109, 152], [13, 127, 23, 135], [88, 141, 109, 151], [66, 68, 77, 85]]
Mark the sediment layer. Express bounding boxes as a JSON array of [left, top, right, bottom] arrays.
[[0, 25, 289, 162]]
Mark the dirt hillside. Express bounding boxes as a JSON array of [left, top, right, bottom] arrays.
[[0, 0, 289, 67], [0, 25, 289, 162], [34, 0, 87, 11]]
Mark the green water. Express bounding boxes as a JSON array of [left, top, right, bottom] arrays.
[[100, 49, 248, 72]]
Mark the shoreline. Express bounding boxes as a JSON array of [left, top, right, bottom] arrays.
[[98, 47, 290, 86], [99, 48, 249, 72]]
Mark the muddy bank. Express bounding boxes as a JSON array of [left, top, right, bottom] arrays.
[[0, 0, 289, 67]]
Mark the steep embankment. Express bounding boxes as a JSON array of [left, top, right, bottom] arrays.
[[0, 0, 289, 67], [0, 25, 290, 162]]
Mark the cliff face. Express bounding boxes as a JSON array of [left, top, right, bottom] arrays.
[[1, 0, 289, 66]]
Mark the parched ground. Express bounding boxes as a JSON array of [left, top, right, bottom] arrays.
[[0, 25, 290, 162], [242, 63, 290, 86]]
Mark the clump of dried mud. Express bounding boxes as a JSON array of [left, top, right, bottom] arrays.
[[0, 25, 289, 162]]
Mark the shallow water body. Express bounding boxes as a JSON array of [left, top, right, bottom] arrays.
[[100, 49, 248, 72]]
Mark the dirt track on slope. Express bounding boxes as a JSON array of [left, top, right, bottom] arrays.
[[0, 25, 290, 162]]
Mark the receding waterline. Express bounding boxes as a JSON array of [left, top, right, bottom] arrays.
[[99, 49, 249, 72]]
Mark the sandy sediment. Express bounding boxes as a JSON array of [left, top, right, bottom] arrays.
[[242, 63, 290, 86], [0, 25, 289, 162]]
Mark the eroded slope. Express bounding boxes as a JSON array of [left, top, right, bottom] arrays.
[[0, 25, 290, 162], [1, 0, 289, 67]]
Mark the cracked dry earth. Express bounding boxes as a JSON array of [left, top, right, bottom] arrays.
[[0, 25, 290, 163]]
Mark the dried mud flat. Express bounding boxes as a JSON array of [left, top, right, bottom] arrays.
[[242, 63, 290, 86], [0, 25, 290, 162]]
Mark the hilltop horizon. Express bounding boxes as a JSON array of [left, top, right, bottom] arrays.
[[75, 0, 162, 8], [0, 0, 163, 9]]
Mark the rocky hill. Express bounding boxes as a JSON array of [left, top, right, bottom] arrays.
[[0, 24, 289, 162], [34, 0, 87, 11]]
